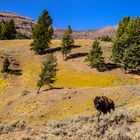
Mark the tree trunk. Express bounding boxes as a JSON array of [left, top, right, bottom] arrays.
[[65, 53, 67, 61], [124, 68, 127, 74], [36, 86, 41, 94], [63, 54, 65, 61]]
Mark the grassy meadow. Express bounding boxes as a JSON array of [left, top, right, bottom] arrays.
[[0, 39, 140, 126]]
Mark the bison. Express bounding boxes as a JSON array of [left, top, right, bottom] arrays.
[[94, 96, 115, 116]]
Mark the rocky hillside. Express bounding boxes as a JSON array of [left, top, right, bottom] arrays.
[[0, 12, 36, 37], [54, 26, 117, 39], [0, 12, 117, 39]]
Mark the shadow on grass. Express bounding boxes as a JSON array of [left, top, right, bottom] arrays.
[[38, 45, 81, 55], [128, 69, 140, 75], [42, 87, 64, 92], [98, 63, 118, 72], [8, 69, 22, 76], [66, 52, 88, 60]]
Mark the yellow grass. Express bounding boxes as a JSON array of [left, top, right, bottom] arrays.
[[0, 39, 140, 125], [50, 97, 93, 121], [14, 102, 40, 114], [0, 78, 10, 95], [54, 63, 138, 88], [0, 39, 32, 49]]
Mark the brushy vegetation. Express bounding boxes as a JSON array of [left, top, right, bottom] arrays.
[[1, 109, 140, 140], [0, 120, 26, 134], [43, 109, 140, 140], [1, 57, 10, 73], [97, 36, 112, 42]]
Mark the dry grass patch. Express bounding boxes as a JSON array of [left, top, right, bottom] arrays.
[[0, 78, 10, 95], [14, 102, 40, 115]]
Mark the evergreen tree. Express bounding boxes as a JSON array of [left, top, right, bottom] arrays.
[[112, 17, 131, 64], [61, 25, 74, 60], [31, 9, 54, 54], [1, 57, 10, 73], [37, 54, 58, 94], [0, 19, 16, 40], [112, 17, 140, 72], [86, 40, 104, 71], [121, 44, 140, 73], [8, 19, 17, 39], [101, 35, 112, 42]]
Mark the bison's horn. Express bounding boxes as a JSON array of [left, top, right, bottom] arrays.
[[99, 98, 103, 102]]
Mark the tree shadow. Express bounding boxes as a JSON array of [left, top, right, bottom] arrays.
[[42, 87, 64, 92], [128, 69, 140, 75], [98, 63, 118, 72], [66, 52, 88, 60], [71, 45, 81, 49], [38, 45, 81, 55], [8, 69, 22, 76]]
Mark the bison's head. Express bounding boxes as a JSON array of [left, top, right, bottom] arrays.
[[94, 96, 104, 109]]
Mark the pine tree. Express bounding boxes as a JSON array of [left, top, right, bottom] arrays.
[[8, 19, 17, 39], [86, 40, 104, 71], [61, 25, 74, 60], [121, 44, 140, 73], [1, 57, 10, 73], [112, 17, 131, 64], [112, 17, 140, 72], [37, 54, 58, 94], [31, 9, 54, 54], [0, 19, 16, 40]]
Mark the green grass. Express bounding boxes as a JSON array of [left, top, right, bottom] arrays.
[[54, 63, 138, 88]]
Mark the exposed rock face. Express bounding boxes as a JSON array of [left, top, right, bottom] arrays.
[[0, 12, 117, 39], [54, 26, 117, 39], [0, 12, 36, 37]]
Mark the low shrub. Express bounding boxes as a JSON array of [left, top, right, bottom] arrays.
[[0, 120, 26, 134], [44, 109, 140, 140]]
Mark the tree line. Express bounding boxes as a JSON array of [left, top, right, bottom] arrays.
[[0, 19, 17, 40], [1, 9, 140, 94], [0, 19, 30, 40]]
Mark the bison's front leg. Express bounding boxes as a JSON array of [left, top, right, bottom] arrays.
[[98, 111, 101, 122]]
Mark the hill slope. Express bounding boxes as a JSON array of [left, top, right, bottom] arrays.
[[0, 39, 140, 139], [0, 12, 117, 39]]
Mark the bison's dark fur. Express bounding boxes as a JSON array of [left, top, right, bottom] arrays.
[[94, 96, 115, 115]]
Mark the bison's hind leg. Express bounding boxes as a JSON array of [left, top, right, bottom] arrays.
[[112, 104, 115, 111], [108, 109, 111, 113]]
